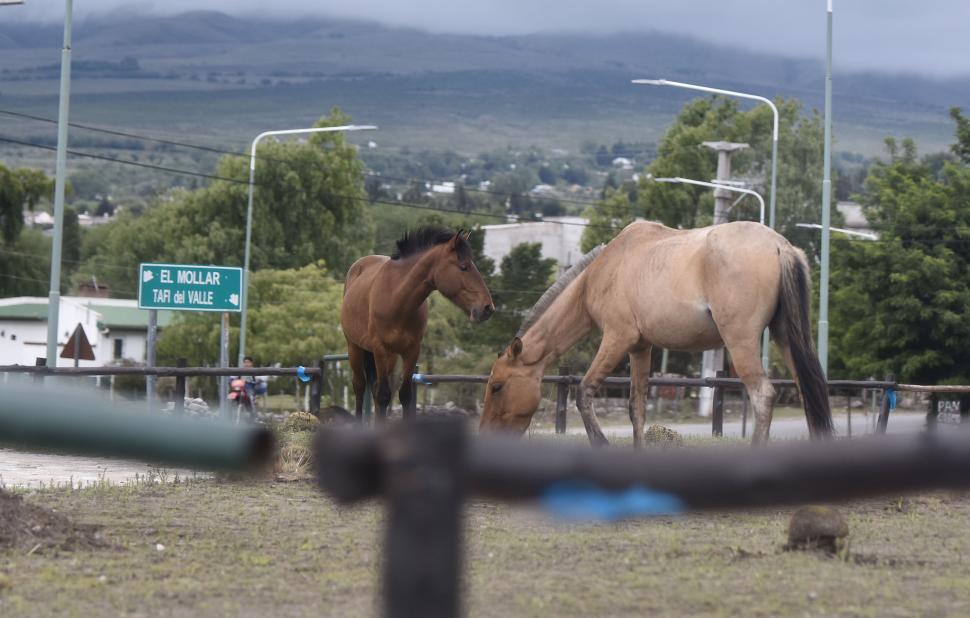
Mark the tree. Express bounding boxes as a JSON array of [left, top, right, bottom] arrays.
[[538, 165, 556, 185], [829, 128, 970, 384], [580, 97, 837, 257], [470, 242, 557, 353], [950, 107, 970, 164], [595, 145, 612, 167], [75, 108, 374, 292], [157, 262, 345, 368], [0, 165, 54, 296], [0, 164, 25, 245]]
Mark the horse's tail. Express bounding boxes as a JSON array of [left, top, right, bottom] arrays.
[[772, 247, 834, 439], [362, 350, 377, 389]]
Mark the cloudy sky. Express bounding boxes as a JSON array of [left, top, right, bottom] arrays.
[[8, 0, 969, 76]]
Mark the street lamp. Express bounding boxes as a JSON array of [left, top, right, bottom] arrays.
[[654, 176, 769, 371], [632, 78, 780, 231], [44, 0, 72, 369], [238, 124, 377, 365], [654, 177, 764, 225], [818, 0, 835, 376], [796, 223, 874, 241]]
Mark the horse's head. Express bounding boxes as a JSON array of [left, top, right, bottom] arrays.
[[479, 337, 543, 435], [432, 231, 494, 323]]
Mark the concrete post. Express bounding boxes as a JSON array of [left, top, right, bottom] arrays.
[[698, 141, 748, 417]]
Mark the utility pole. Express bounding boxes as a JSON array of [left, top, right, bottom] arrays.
[[698, 141, 748, 417], [818, 0, 834, 376], [44, 0, 73, 369]]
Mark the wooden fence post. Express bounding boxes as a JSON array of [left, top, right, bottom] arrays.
[[846, 393, 852, 438], [712, 370, 725, 437], [740, 389, 748, 439], [383, 420, 465, 618], [309, 359, 323, 417], [876, 388, 891, 434], [174, 358, 187, 416], [926, 392, 939, 431], [555, 365, 569, 434]]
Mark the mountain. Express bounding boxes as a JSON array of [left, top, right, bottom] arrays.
[[0, 11, 965, 155]]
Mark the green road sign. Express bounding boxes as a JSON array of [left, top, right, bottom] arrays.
[[139, 263, 243, 312]]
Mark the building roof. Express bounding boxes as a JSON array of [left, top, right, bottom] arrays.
[[0, 303, 48, 321], [0, 297, 173, 329], [87, 304, 174, 330]]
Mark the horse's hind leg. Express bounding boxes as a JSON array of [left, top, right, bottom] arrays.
[[722, 337, 775, 445], [628, 346, 653, 448]]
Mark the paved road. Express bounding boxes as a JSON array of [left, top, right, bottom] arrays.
[[546, 411, 930, 440], [0, 449, 197, 488]]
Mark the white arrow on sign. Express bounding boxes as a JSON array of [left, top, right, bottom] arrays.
[[143, 270, 154, 283]]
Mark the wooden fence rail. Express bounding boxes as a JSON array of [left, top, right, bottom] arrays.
[[3, 360, 965, 433], [314, 418, 970, 618]]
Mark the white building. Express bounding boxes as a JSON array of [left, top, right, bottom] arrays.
[[482, 216, 588, 274], [0, 297, 172, 367]]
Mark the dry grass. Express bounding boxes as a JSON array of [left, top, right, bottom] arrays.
[[2, 432, 969, 617]]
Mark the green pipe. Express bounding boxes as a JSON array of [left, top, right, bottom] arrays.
[[0, 383, 273, 472]]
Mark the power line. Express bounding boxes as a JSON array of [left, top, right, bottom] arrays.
[[0, 107, 612, 208], [0, 134, 613, 230], [0, 108, 291, 165], [0, 135, 252, 185]]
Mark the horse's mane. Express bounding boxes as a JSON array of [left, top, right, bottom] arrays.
[[391, 226, 471, 260], [516, 244, 605, 338]]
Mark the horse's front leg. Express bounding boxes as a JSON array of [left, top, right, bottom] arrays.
[[372, 349, 398, 424], [398, 345, 420, 421], [578, 332, 636, 447]]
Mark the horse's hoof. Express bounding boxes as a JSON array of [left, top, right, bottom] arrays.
[[589, 433, 610, 447]]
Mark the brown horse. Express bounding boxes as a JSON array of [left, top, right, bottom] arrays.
[[479, 220, 833, 446], [342, 227, 494, 422]]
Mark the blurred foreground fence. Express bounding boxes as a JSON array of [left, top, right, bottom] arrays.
[[315, 418, 970, 618], [1, 370, 970, 618]]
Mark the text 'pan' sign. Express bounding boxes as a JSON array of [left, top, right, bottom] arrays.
[[139, 263, 243, 312]]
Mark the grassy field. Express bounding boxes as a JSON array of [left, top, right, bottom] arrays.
[[2, 429, 969, 617]]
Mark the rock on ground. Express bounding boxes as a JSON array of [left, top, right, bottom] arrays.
[[787, 505, 849, 553], [645, 424, 684, 447]]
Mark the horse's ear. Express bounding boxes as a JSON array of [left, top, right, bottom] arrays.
[[508, 337, 523, 359], [461, 229, 471, 241], [449, 230, 463, 251]]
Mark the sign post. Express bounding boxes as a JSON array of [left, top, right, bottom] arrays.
[[146, 310, 157, 412], [59, 323, 95, 367], [219, 312, 230, 420], [139, 263, 243, 413]]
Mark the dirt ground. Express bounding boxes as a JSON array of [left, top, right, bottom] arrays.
[[1, 474, 969, 617]]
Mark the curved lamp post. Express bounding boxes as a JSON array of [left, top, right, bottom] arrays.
[[796, 223, 874, 241], [632, 79, 779, 231], [239, 124, 377, 365], [654, 177, 765, 225]]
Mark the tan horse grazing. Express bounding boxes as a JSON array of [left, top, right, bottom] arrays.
[[479, 220, 833, 446], [342, 227, 494, 422]]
